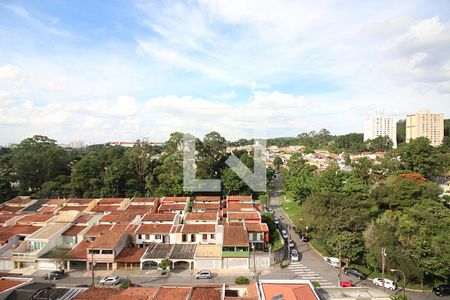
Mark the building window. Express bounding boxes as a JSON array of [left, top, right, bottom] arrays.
[[155, 234, 161, 239], [249, 233, 254, 240], [202, 234, 207, 240], [191, 234, 196, 242], [102, 250, 113, 254], [211, 234, 215, 240], [182, 234, 187, 242], [138, 234, 142, 239]]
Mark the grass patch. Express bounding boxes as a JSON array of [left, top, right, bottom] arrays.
[[280, 196, 301, 221], [271, 230, 285, 252]]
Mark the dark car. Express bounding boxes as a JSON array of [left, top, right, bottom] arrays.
[[344, 268, 367, 280], [433, 284, 450, 297], [42, 270, 64, 280]]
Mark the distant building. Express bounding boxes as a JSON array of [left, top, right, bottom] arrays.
[[364, 113, 397, 148], [406, 109, 444, 147]]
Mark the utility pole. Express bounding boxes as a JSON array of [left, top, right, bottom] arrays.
[[338, 243, 342, 287], [90, 248, 95, 288], [381, 248, 387, 292]]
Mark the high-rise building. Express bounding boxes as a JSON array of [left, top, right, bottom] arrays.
[[406, 109, 444, 147], [364, 113, 397, 148]]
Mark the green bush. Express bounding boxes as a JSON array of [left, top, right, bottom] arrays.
[[312, 281, 321, 288], [235, 276, 250, 284], [120, 279, 132, 289]]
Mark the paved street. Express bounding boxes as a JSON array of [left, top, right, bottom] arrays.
[[266, 174, 440, 300]]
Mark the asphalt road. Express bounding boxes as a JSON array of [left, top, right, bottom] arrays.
[[266, 174, 441, 300]]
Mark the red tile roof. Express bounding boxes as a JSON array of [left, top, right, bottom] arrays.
[[244, 223, 268, 232], [91, 205, 120, 212], [191, 286, 222, 300], [68, 239, 91, 259], [261, 283, 318, 300], [74, 214, 96, 224], [0, 225, 41, 243], [131, 197, 159, 203], [98, 198, 125, 205], [142, 213, 176, 222], [73, 288, 122, 300], [227, 195, 252, 201], [7, 197, 33, 205], [192, 203, 220, 211], [181, 224, 216, 233], [17, 214, 53, 224], [228, 212, 260, 221], [162, 196, 189, 203], [227, 203, 257, 212], [66, 198, 95, 205], [223, 225, 249, 247], [0, 214, 16, 223], [84, 224, 113, 237], [185, 212, 218, 222], [90, 225, 128, 249], [135, 224, 173, 234], [120, 287, 159, 299], [62, 225, 86, 236], [45, 199, 67, 205], [59, 205, 88, 212], [194, 196, 221, 202], [99, 212, 137, 224], [0, 278, 27, 292], [158, 203, 187, 212], [115, 247, 146, 263], [38, 206, 59, 213], [154, 287, 191, 300], [0, 206, 24, 213]]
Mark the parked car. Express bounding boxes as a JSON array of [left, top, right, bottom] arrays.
[[433, 284, 450, 297], [195, 270, 212, 279], [301, 236, 310, 242], [274, 218, 280, 226], [281, 230, 289, 239], [41, 270, 64, 280], [323, 257, 341, 268], [289, 240, 295, 248], [291, 249, 299, 262], [372, 278, 397, 291], [100, 275, 120, 285], [340, 281, 353, 287], [344, 268, 367, 280]]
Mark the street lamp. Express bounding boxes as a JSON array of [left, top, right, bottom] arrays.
[[390, 269, 406, 299]]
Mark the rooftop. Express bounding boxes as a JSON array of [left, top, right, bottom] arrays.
[[74, 288, 122, 300], [0, 277, 28, 293], [91, 205, 121, 212], [62, 225, 86, 236], [181, 224, 216, 233], [260, 280, 320, 300], [135, 224, 173, 234], [223, 225, 249, 247], [115, 247, 146, 263], [154, 286, 191, 300], [158, 203, 187, 212], [228, 212, 260, 221], [6, 197, 33, 205], [45, 198, 67, 205], [98, 198, 126, 205], [142, 213, 176, 222], [17, 214, 54, 224], [131, 197, 159, 203], [195, 244, 222, 258], [162, 196, 190, 203], [227, 195, 252, 201], [191, 286, 222, 300], [0, 206, 24, 213], [84, 224, 113, 237], [192, 203, 220, 211], [194, 196, 221, 202], [28, 223, 68, 240], [59, 205, 88, 212], [66, 198, 96, 205], [90, 225, 128, 249], [120, 287, 159, 299], [185, 212, 218, 222]]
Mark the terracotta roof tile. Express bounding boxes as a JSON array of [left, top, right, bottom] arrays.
[[38, 206, 59, 213], [68, 239, 91, 259], [115, 247, 146, 263], [223, 225, 249, 247], [135, 224, 173, 234], [131, 197, 159, 203], [17, 214, 53, 224], [228, 212, 260, 221], [91, 205, 120, 212], [181, 224, 216, 233], [84, 224, 113, 237], [66, 198, 95, 205], [74, 214, 96, 224], [0, 206, 24, 213], [191, 286, 222, 300], [73, 288, 122, 300], [120, 287, 159, 299], [194, 196, 221, 202], [59, 205, 88, 212], [0, 278, 27, 292], [192, 203, 220, 211], [62, 225, 86, 236], [227, 195, 252, 201], [98, 198, 126, 205], [154, 287, 191, 300], [90, 224, 129, 249], [45, 199, 67, 205], [142, 213, 176, 222], [0, 214, 16, 223], [7, 197, 33, 205], [185, 212, 218, 222], [162, 196, 190, 203], [158, 203, 187, 212]]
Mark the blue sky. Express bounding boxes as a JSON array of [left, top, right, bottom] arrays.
[[0, 0, 449, 145]]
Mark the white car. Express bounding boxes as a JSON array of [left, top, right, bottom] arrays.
[[291, 249, 299, 261], [323, 257, 341, 268], [100, 275, 120, 285], [195, 270, 212, 279], [373, 278, 397, 291], [281, 230, 289, 239]]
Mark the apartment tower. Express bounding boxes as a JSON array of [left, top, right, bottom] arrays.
[[364, 113, 397, 148], [406, 109, 444, 147]]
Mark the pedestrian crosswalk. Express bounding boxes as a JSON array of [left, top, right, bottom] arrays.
[[287, 262, 336, 287]]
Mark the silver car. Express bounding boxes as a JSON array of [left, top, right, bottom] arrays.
[[195, 270, 212, 279], [99, 275, 120, 285]]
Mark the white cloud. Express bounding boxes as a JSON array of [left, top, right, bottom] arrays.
[[0, 64, 27, 83]]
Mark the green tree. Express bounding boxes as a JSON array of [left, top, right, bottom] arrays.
[[273, 156, 283, 170], [364, 136, 393, 152], [11, 135, 69, 192]]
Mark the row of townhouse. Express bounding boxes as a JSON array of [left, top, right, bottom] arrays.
[[0, 195, 270, 272]]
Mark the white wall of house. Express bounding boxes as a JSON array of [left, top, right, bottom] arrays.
[[195, 258, 222, 270], [223, 257, 249, 269], [135, 233, 171, 245]]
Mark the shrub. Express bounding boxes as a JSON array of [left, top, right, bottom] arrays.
[[120, 279, 132, 289], [235, 276, 250, 284]]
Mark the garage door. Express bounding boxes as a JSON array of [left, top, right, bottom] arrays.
[[21, 262, 36, 268], [38, 261, 58, 270]]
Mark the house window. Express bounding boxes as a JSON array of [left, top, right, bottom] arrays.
[[138, 234, 142, 239], [155, 234, 161, 239], [210, 234, 215, 240], [182, 234, 187, 242], [202, 234, 207, 240], [249, 233, 254, 240], [256, 233, 261, 240], [102, 250, 113, 254], [191, 234, 196, 242]]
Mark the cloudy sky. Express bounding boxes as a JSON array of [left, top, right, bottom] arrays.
[[0, 0, 449, 145]]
